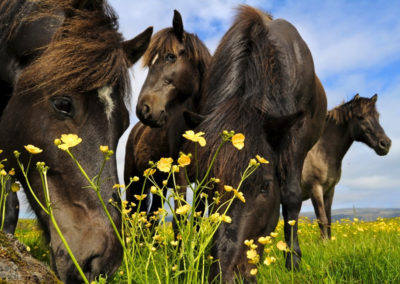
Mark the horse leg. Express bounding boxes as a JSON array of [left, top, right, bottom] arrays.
[[281, 173, 302, 270], [1, 188, 19, 235], [324, 187, 335, 239], [310, 183, 329, 238]]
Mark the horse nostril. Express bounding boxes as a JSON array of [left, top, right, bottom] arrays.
[[82, 254, 101, 280], [142, 103, 151, 118], [379, 140, 387, 149]]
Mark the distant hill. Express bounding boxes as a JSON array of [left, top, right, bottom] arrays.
[[300, 208, 400, 221]]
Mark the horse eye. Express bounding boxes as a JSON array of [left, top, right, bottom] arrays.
[[165, 53, 176, 62], [51, 96, 73, 117], [260, 181, 271, 194]]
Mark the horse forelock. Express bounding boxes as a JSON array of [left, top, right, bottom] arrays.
[[142, 28, 211, 72], [327, 96, 377, 124], [10, 0, 130, 99]]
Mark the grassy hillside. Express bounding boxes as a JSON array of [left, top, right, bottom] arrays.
[[301, 208, 400, 221]]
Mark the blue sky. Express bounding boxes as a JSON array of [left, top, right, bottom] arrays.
[[112, 0, 400, 213], [17, 1, 399, 216]]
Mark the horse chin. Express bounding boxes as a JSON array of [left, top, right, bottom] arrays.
[[140, 117, 168, 128], [375, 147, 390, 156]]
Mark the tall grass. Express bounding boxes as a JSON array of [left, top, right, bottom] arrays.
[[3, 132, 400, 283]]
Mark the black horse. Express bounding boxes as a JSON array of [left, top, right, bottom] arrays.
[[302, 94, 391, 238], [183, 6, 327, 282], [124, 10, 211, 214], [0, 0, 152, 282]]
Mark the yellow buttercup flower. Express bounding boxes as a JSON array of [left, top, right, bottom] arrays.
[[256, 155, 269, 164], [54, 139, 61, 146], [244, 239, 254, 247], [0, 170, 7, 176], [264, 256, 276, 266], [209, 212, 220, 222], [182, 130, 206, 147], [134, 194, 147, 201], [131, 176, 140, 182], [172, 165, 180, 173], [143, 168, 156, 177], [99, 145, 109, 153], [276, 240, 288, 251], [231, 133, 245, 150], [246, 249, 259, 264], [258, 236, 272, 245], [157, 157, 173, 173], [176, 204, 191, 215], [178, 153, 191, 167], [270, 232, 278, 238], [150, 186, 158, 194], [57, 134, 82, 151], [11, 183, 20, 192], [220, 215, 232, 224], [249, 159, 257, 166], [288, 220, 296, 226], [8, 169, 15, 176], [233, 190, 246, 203], [224, 185, 234, 192], [24, 144, 43, 154], [113, 184, 125, 189], [170, 241, 178, 246], [250, 268, 258, 276]]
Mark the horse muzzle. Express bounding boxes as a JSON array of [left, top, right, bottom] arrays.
[[136, 101, 168, 127], [375, 136, 391, 156]]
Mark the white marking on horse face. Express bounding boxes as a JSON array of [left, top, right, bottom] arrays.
[[151, 53, 159, 65], [97, 85, 114, 121]]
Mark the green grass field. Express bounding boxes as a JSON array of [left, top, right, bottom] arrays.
[[15, 216, 400, 283]]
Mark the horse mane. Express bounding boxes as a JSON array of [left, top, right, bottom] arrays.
[[327, 96, 377, 124], [195, 6, 288, 183], [7, 0, 130, 98], [200, 5, 293, 119]]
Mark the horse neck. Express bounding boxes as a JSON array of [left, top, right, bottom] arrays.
[[319, 118, 354, 164]]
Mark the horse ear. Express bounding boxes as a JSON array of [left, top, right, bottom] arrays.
[[264, 111, 305, 149], [173, 10, 184, 41], [371, 94, 378, 102], [123, 27, 153, 67], [73, 0, 104, 11], [183, 110, 205, 129], [354, 93, 360, 100]]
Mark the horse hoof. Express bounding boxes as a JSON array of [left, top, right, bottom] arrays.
[[285, 253, 301, 270]]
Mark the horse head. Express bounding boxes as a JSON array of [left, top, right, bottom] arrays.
[[0, 1, 152, 282], [349, 94, 391, 155], [136, 10, 210, 127]]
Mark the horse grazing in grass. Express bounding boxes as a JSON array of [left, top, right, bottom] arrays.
[[124, 10, 211, 214], [181, 6, 327, 282], [302, 94, 391, 239], [0, 0, 152, 282]]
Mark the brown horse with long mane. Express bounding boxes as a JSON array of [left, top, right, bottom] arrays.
[[124, 10, 211, 214], [182, 6, 327, 281], [302, 94, 391, 239], [0, 0, 152, 282]]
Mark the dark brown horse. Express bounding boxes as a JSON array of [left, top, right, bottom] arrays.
[[124, 10, 211, 214], [0, 0, 152, 282], [182, 6, 327, 282], [302, 94, 391, 238]]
